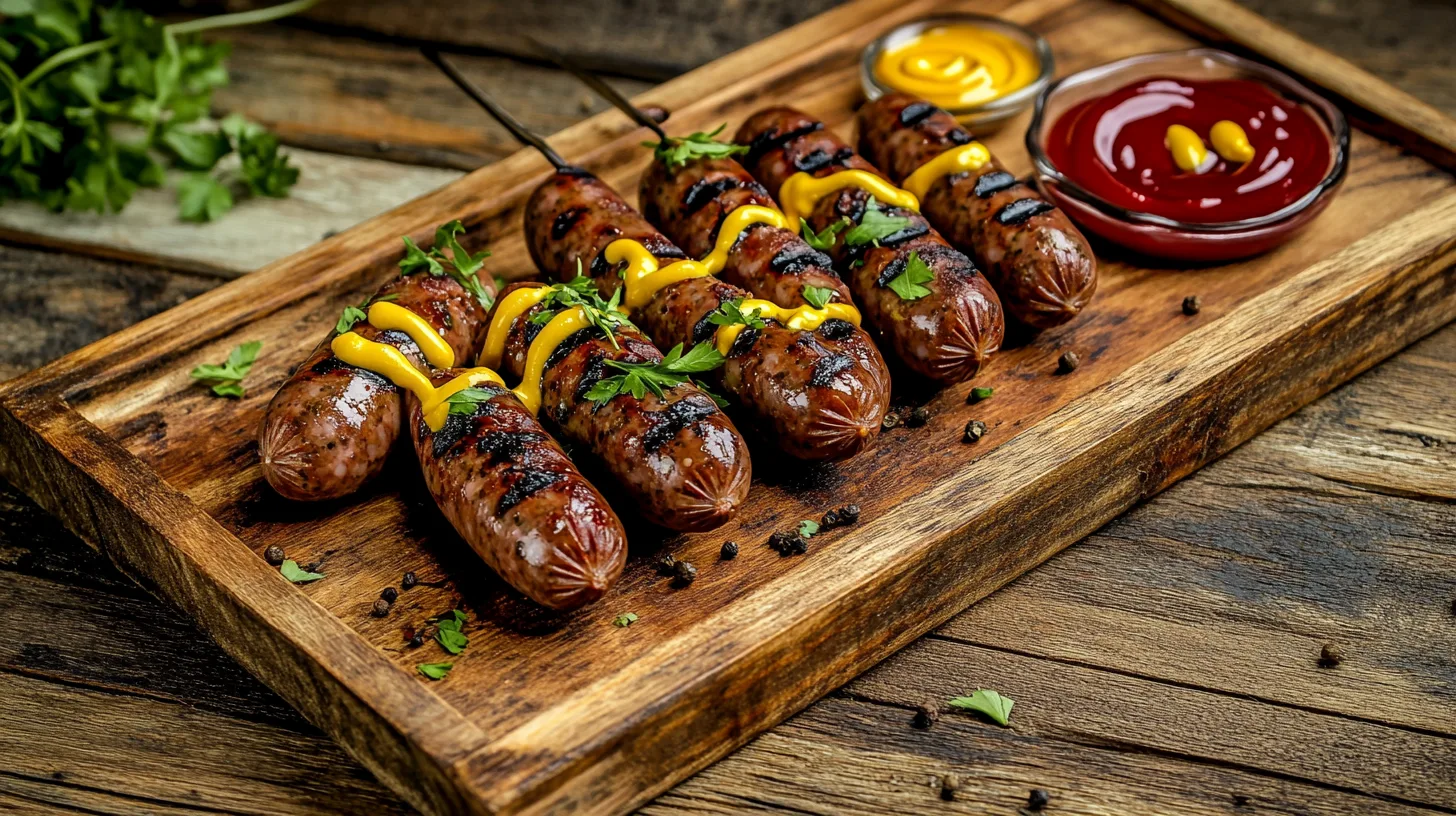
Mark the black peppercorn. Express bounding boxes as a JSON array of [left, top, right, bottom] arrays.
[[654, 552, 678, 576], [963, 419, 988, 443], [906, 406, 930, 427], [1182, 295, 1202, 315], [821, 509, 841, 529], [1318, 642, 1344, 668], [401, 571, 418, 590], [1057, 351, 1080, 374], [838, 504, 861, 525], [371, 598, 391, 618], [263, 545, 285, 565], [720, 541, 739, 560], [912, 701, 940, 729], [303, 561, 322, 573], [380, 587, 398, 603], [769, 531, 807, 556], [408, 631, 424, 648], [940, 773, 960, 802], [881, 411, 901, 430], [1028, 788, 1051, 810], [673, 560, 698, 586]]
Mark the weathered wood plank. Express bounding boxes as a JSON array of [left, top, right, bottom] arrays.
[[210, 25, 652, 171]]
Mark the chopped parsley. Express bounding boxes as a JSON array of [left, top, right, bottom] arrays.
[[583, 342, 725, 406], [189, 340, 261, 398], [335, 293, 397, 334], [612, 612, 639, 627], [949, 689, 1015, 726], [801, 285, 834, 310], [801, 217, 849, 251], [843, 198, 913, 247], [797, 519, 821, 539], [417, 662, 453, 680], [886, 250, 935, 301], [528, 274, 632, 350], [399, 220, 494, 309], [433, 609, 469, 655], [279, 559, 323, 583], [643, 124, 748, 170], [445, 388, 495, 416], [707, 297, 767, 331]]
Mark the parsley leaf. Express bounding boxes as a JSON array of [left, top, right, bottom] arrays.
[[433, 609, 469, 655], [707, 297, 766, 331], [528, 273, 632, 350], [396, 221, 494, 309], [0, 3, 310, 221], [279, 559, 323, 583], [801, 217, 849, 251], [949, 689, 1015, 726], [335, 293, 396, 334], [886, 250, 935, 301], [643, 123, 749, 170], [843, 197, 914, 247], [612, 612, 639, 628], [801, 285, 834, 310], [445, 387, 495, 416], [189, 340, 261, 397], [417, 662, 453, 680], [797, 519, 821, 539], [584, 342, 725, 406]]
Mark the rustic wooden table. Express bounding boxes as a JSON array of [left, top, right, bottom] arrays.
[[2, 1, 1453, 813]]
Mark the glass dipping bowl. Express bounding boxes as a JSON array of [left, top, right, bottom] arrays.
[[1025, 49, 1349, 262], [861, 14, 1054, 132]]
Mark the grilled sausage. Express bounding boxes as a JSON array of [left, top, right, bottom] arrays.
[[408, 375, 625, 609], [526, 169, 888, 459], [491, 281, 750, 532], [735, 108, 1004, 384], [857, 93, 1097, 329], [258, 273, 490, 501]]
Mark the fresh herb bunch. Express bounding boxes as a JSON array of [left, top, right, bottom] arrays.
[[707, 296, 766, 331], [527, 273, 633, 350], [0, 0, 316, 221], [643, 123, 748, 170], [399, 220, 494, 309], [583, 341, 725, 406]]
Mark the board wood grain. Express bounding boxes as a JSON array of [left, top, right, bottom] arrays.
[[1, 0, 1454, 814]]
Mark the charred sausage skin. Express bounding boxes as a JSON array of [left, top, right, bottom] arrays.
[[492, 281, 750, 532], [735, 108, 1004, 384], [258, 273, 489, 501], [526, 169, 888, 459], [408, 376, 625, 610], [857, 93, 1097, 329]]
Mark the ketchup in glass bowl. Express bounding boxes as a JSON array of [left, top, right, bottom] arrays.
[[1026, 49, 1348, 262]]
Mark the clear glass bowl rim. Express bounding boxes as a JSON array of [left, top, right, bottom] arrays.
[[860, 13, 1055, 118], [1024, 48, 1351, 233]]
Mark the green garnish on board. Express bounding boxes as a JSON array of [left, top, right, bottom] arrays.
[[189, 340, 260, 398], [433, 609, 469, 655], [278, 559, 323, 583], [0, 1, 315, 221], [417, 662, 453, 680], [643, 123, 748, 170], [949, 689, 1015, 726]]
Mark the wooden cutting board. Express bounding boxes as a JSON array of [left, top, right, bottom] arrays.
[[2, 0, 1453, 813]]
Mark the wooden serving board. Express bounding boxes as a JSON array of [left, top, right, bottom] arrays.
[[2, 0, 1454, 813]]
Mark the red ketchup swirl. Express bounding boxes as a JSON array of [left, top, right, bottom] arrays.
[[1046, 77, 1331, 223]]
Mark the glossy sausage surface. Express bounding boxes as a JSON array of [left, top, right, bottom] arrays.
[[527, 169, 888, 459], [408, 377, 625, 610], [735, 108, 1004, 384], [492, 281, 750, 532], [857, 93, 1097, 329], [258, 273, 489, 501]]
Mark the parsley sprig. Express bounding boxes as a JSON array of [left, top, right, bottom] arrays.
[[399, 220, 494, 309], [445, 387, 495, 416], [335, 293, 397, 334], [707, 297, 767, 331], [801, 285, 834, 309], [801, 217, 849, 251], [886, 250, 936, 301], [527, 272, 633, 350], [583, 342, 725, 406], [843, 197, 913, 247], [0, 1, 314, 221], [643, 124, 749, 170], [189, 340, 261, 398]]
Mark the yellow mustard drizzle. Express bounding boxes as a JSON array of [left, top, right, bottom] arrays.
[[508, 306, 587, 416], [901, 141, 992, 201], [361, 301, 456, 369], [608, 239, 714, 311], [330, 330, 504, 432], [713, 298, 862, 355], [479, 285, 551, 370], [874, 25, 1039, 110], [778, 169, 919, 226], [697, 205, 787, 275]]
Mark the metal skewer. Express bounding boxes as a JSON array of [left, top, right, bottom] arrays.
[[525, 36, 670, 142], [421, 47, 575, 171]]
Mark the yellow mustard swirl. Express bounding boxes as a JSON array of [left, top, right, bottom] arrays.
[[901, 142, 992, 201], [713, 299, 862, 355], [874, 24, 1039, 109], [778, 170, 919, 227]]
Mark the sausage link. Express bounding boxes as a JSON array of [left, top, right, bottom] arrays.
[[408, 376, 625, 610], [857, 93, 1098, 329], [527, 170, 888, 459], [258, 273, 489, 501], [735, 108, 1004, 384], [492, 281, 750, 532]]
